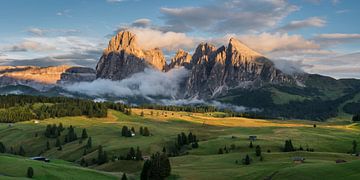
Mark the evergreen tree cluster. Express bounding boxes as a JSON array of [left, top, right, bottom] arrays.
[[44, 123, 64, 138], [0, 95, 132, 123], [141, 152, 171, 180], [64, 125, 78, 143], [0, 106, 34, 123], [0, 142, 26, 156], [121, 126, 134, 137], [352, 114, 360, 122], [97, 145, 108, 165], [284, 139, 295, 152], [122, 147, 143, 161], [139, 126, 150, 136], [177, 132, 198, 147]]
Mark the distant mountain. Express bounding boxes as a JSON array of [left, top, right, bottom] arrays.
[[0, 65, 96, 90]]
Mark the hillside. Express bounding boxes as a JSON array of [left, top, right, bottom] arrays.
[[1, 107, 360, 179], [0, 155, 117, 179]]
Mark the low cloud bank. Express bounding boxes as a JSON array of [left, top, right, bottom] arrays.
[[64, 67, 189, 97], [64, 67, 259, 112], [156, 98, 260, 113]]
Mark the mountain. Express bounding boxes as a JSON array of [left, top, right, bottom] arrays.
[[0, 65, 96, 90], [95, 30, 360, 120], [96, 31, 167, 80], [183, 38, 297, 98], [97, 31, 299, 98]]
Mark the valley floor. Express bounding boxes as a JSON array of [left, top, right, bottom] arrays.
[[1, 109, 360, 179]]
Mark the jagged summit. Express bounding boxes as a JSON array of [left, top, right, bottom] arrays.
[[228, 37, 263, 58], [96, 30, 167, 80], [96, 31, 296, 98], [104, 31, 137, 54], [167, 49, 192, 70]]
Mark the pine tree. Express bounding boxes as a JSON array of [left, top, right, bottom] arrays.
[[97, 145, 104, 164], [136, 147, 143, 161], [121, 173, 128, 180], [218, 148, 224, 154], [243, 154, 251, 165], [284, 139, 295, 152], [0, 142, 6, 153], [141, 160, 151, 180], [81, 128, 88, 139], [27, 167, 34, 178], [255, 145, 261, 156], [19, 146, 25, 156], [181, 132, 188, 145], [122, 126, 129, 137], [46, 140, 50, 150], [162, 147, 166, 153], [143, 127, 150, 136], [139, 127, 144, 135], [353, 140, 357, 154], [131, 127, 135, 133], [86, 137, 92, 149], [80, 158, 86, 166], [55, 137, 61, 147], [249, 141, 253, 148], [177, 134, 183, 146], [188, 132, 194, 143]]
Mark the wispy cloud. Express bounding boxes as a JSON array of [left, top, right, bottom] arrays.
[[160, 0, 299, 33], [278, 17, 326, 31], [314, 33, 360, 45]]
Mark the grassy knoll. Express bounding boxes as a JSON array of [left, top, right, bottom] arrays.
[[0, 154, 117, 179], [1, 109, 360, 179]]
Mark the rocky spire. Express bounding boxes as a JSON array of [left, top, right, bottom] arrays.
[[167, 49, 192, 70], [104, 31, 137, 54], [96, 30, 167, 80]]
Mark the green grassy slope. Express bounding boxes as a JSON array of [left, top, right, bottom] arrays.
[[0, 154, 117, 180], [1, 109, 360, 179]]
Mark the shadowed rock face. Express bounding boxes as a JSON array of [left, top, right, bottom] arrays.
[[166, 49, 192, 70], [184, 38, 296, 98], [96, 31, 167, 80]]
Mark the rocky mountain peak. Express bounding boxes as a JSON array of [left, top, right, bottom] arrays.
[[96, 30, 167, 80], [228, 37, 263, 60], [167, 49, 192, 70], [104, 31, 137, 54]]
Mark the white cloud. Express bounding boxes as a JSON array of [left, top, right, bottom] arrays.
[[120, 27, 197, 51], [314, 33, 360, 45], [278, 17, 326, 31], [160, 0, 299, 33], [28, 28, 46, 36], [303, 52, 360, 79], [131, 18, 152, 27], [64, 67, 189, 97]]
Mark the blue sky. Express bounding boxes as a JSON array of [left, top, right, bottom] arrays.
[[0, 0, 359, 78]]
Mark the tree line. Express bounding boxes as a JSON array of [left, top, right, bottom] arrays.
[[0, 95, 131, 123]]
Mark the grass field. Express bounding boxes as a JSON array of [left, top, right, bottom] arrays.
[[1, 109, 360, 179]]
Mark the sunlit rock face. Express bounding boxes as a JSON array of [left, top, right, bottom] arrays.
[[0, 65, 96, 90], [96, 31, 167, 80]]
